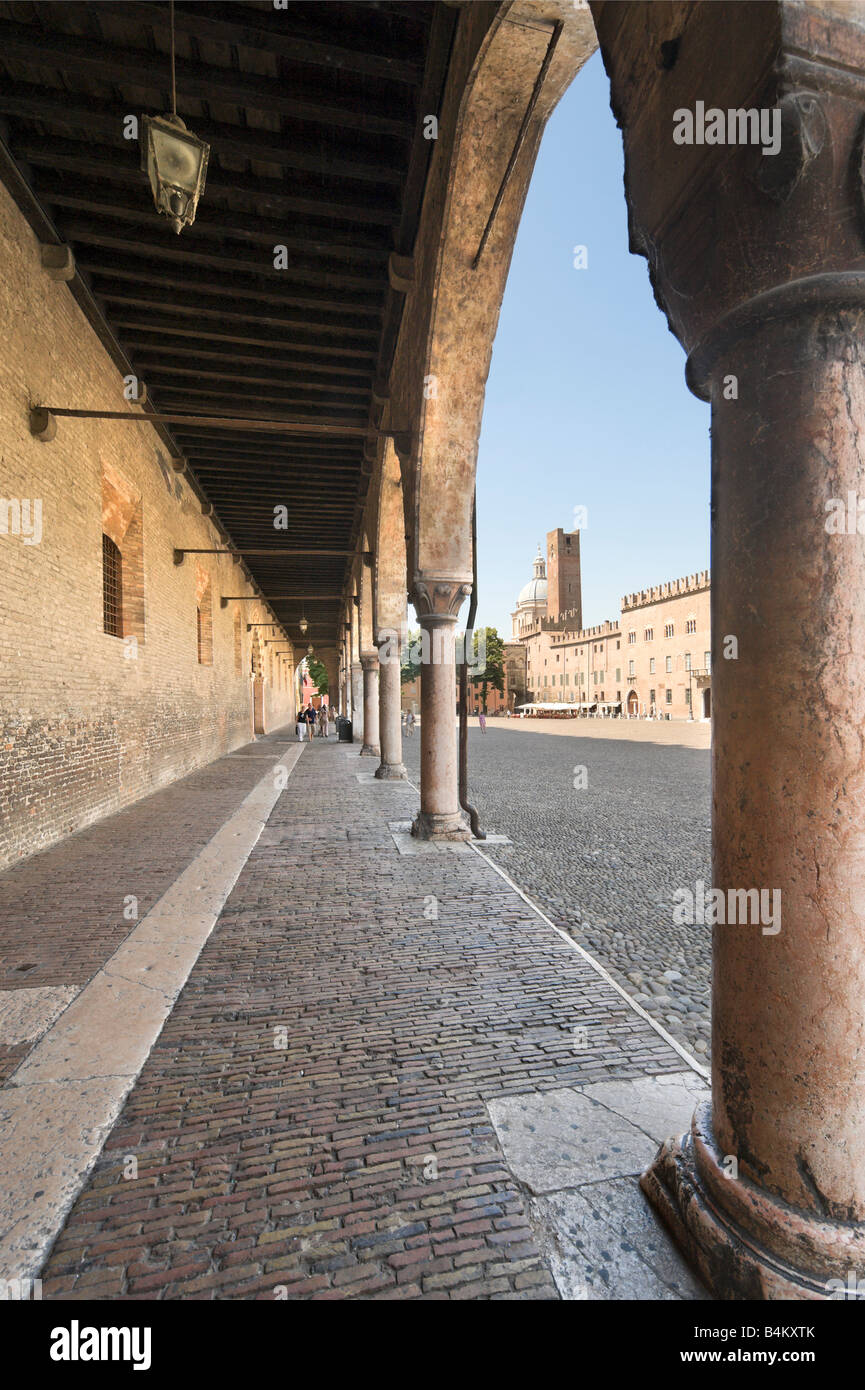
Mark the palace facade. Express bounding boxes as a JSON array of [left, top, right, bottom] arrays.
[[508, 530, 711, 721]]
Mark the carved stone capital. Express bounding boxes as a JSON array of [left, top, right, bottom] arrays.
[[360, 651, 380, 672], [595, 1, 865, 378], [411, 578, 471, 622]]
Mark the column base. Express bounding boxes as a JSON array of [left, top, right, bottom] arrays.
[[359, 744, 380, 757], [411, 810, 471, 841], [374, 762, 407, 780], [640, 1101, 865, 1300]]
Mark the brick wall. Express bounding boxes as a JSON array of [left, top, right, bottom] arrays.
[[0, 181, 296, 871]]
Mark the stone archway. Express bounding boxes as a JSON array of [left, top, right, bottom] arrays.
[[382, 0, 596, 837]]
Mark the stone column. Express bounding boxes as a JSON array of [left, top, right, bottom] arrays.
[[375, 636, 407, 780], [411, 581, 470, 840], [350, 662, 363, 742], [592, 0, 865, 1297], [359, 652, 380, 756]]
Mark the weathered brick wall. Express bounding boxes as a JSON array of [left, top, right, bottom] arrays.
[[0, 182, 296, 870]]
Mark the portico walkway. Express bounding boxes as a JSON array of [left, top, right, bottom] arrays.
[[0, 734, 707, 1300]]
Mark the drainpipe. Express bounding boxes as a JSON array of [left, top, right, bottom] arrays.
[[458, 493, 485, 840]]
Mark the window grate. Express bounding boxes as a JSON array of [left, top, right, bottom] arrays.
[[102, 533, 123, 637]]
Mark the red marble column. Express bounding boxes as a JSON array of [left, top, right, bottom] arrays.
[[592, 0, 865, 1296]]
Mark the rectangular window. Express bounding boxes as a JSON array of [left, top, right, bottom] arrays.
[[628, 659, 635, 676], [666, 688, 673, 704], [615, 668, 621, 682], [628, 631, 636, 644], [645, 627, 653, 641], [665, 622, 674, 638], [705, 651, 711, 671], [102, 533, 123, 637], [687, 618, 697, 634], [685, 651, 691, 671], [101, 464, 144, 645], [650, 688, 656, 706], [649, 657, 655, 674], [666, 655, 672, 673]]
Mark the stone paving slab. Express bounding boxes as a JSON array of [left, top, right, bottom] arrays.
[[28, 740, 697, 1300]]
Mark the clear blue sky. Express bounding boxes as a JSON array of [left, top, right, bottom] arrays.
[[475, 50, 710, 638]]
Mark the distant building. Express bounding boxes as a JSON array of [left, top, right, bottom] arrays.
[[401, 528, 711, 722], [510, 530, 711, 721]]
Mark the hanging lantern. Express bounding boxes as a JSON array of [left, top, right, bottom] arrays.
[[141, 1, 209, 235], [141, 114, 209, 234], [299, 616, 309, 636]]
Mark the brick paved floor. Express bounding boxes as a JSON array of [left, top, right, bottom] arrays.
[[14, 739, 692, 1300], [0, 732, 295, 992]]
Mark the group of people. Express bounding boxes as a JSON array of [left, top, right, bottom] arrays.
[[296, 703, 334, 742]]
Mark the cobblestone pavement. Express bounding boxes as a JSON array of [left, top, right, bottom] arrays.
[[403, 725, 712, 1061], [32, 739, 690, 1300]]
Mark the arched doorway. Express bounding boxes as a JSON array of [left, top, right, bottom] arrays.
[[626, 690, 639, 718], [250, 632, 264, 737]]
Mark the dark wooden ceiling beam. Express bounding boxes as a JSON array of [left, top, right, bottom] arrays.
[[138, 361, 370, 398], [84, 273, 378, 336], [76, 258, 383, 322], [30, 183, 389, 281], [86, 279, 380, 338], [0, 81, 405, 186], [118, 2, 424, 87], [179, 440, 362, 460], [53, 222, 384, 314], [0, 18, 416, 136], [122, 337, 373, 381], [16, 138, 398, 226], [150, 385, 369, 413]]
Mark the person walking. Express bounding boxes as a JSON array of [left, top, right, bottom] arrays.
[[318, 704, 329, 739], [305, 703, 317, 738], [478, 707, 486, 733], [296, 709, 307, 742], [405, 709, 415, 737]]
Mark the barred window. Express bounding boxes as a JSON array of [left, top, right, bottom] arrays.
[[102, 533, 123, 637]]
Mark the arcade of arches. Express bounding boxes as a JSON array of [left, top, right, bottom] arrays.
[[1, 0, 865, 1301]]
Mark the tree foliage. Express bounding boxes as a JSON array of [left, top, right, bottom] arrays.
[[469, 627, 505, 713], [401, 629, 422, 685], [306, 656, 329, 694]]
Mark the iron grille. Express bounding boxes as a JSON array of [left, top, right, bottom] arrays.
[[102, 534, 123, 637]]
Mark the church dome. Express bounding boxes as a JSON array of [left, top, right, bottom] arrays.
[[517, 575, 548, 605], [516, 545, 547, 607]]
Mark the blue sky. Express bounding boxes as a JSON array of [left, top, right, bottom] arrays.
[[474, 49, 710, 637]]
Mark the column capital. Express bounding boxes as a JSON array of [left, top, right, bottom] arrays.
[[411, 577, 471, 621], [359, 650, 380, 672], [594, 0, 865, 384]]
